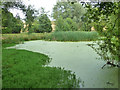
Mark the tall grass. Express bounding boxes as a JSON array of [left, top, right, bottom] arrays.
[[45, 31, 99, 41], [2, 31, 99, 44], [2, 33, 50, 44]]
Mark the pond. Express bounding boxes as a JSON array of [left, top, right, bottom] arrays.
[[8, 40, 118, 88]]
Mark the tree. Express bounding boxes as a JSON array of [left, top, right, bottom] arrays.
[[1, 1, 25, 34], [84, 2, 120, 67], [38, 14, 52, 33], [32, 8, 52, 33], [53, 2, 85, 20], [32, 18, 39, 33], [24, 5, 37, 33], [55, 17, 78, 31], [52, 1, 86, 29], [1, 1, 37, 34], [1, 1, 26, 11], [12, 14, 23, 33], [2, 9, 23, 34]]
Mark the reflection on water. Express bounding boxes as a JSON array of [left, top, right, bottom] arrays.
[[8, 40, 118, 88]]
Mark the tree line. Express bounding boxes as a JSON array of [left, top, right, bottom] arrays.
[[1, 1, 94, 34], [1, 1, 52, 34]]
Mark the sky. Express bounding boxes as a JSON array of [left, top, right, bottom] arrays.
[[10, 0, 57, 21]]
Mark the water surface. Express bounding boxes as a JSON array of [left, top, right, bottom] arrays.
[[8, 40, 118, 88]]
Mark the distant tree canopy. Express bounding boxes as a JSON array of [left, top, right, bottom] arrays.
[[2, 1, 26, 11], [55, 17, 78, 31], [2, 1, 25, 34], [52, 1, 86, 31], [2, 1, 52, 34], [2, 12, 23, 34], [37, 14, 52, 33], [32, 8, 52, 33], [23, 5, 37, 33], [1, 1, 39, 34], [53, 2, 85, 21]]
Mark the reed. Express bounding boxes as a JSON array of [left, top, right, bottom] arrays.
[[46, 31, 99, 41]]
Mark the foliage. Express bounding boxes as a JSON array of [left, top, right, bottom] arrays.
[[32, 8, 52, 33], [81, 15, 93, 31], [2, 9, 23, 34], [55, 17, 78, 31], [24, 5, 37, 33], [52, 1, 86, 29], [1, 1, 26, 11], [1, 1, 25, 34], [84, 2, 120, 62], [45, 31, 99, 41], [79, 21, 92, 31], [53, 2, 85, 20], [38, 14, 52, 33], [1, 1, 38, 34], [32, 19, 39, 33]]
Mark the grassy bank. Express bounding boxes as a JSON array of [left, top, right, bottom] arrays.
[[2, 33, 50, 44], [45, 31, 99, 41], [2, 31, 99, 44], [2, 44, 81, 88]]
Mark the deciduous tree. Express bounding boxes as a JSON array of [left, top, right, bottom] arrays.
[[84, 2, 120, 66]]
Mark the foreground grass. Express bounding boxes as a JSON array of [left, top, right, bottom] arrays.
[[2, 44, 81, 88], [45, 31, 99, 41]]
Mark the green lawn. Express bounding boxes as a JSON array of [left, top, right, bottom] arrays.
[[2, 44, 81, 88]]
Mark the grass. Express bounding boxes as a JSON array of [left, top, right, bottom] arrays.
[[2, 31, 99, 44], [2, 31, 98, 88], [2, 43, 81, 88], [2, 33, 50, 44], [45, 31, 99, 41]]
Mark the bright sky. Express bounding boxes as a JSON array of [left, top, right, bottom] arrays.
[[10, 0, 57, 21]]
